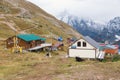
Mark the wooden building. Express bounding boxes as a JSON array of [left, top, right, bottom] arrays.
[[6, 34, 46, 50]]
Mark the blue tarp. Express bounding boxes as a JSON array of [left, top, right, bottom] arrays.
[[58, 37, 63, 42]]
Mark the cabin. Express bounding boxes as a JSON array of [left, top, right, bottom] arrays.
[[68, 36, 100, 59], [6, 34, 46, 50]]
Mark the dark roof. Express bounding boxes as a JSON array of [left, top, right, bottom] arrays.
[[83, 36, 99, 48], [17, 34, 46, 42]]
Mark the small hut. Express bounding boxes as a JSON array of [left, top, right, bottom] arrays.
[[6, 34, 46, 50]]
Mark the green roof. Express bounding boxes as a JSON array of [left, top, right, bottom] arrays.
[[17, 34, 46, 42]]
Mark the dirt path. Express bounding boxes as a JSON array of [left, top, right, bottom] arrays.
[[5, 0, 30, 16], [0, 1, 28, 33], [0, 21, 18, 32]]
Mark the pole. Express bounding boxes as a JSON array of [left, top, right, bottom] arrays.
[[51, 30, 52, 44]]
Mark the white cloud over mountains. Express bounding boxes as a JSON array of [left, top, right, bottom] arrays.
[[27, 0, 120, 23]]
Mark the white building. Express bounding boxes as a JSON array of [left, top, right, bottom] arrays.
[[68, 36, 100, 59]]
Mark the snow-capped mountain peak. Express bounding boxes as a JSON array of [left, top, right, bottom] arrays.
[[58, 11, 120, 42], [107, 17, 120, 31], [58, 12, 105, 32]]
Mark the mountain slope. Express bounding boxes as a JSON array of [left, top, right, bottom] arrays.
[[0, 0, 81, 40], [58, 13, 105, 42], [59, 12, 120, 42]]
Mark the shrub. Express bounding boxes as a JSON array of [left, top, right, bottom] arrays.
[[112, 54, 120, 62]]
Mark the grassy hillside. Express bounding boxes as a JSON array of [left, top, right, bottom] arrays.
[[0, 0, 81, 40]]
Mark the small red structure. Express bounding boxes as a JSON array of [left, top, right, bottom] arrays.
[[101, 45, 119, 54], [104, 49, 118, 54]]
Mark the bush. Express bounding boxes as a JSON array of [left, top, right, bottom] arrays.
[[112, 54, 120, 62]]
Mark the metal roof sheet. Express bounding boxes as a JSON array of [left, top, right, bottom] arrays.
[[17, 34, 46, 42], [28, 43, 52, 50], [83, 36, 99, 48]]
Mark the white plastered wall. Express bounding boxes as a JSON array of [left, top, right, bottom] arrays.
[[69, 39, 98, 58]]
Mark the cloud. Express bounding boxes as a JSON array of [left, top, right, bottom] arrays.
[[27, 0, 120, 23]]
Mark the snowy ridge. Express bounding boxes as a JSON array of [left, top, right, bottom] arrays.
[[58, 11, 120, 42]]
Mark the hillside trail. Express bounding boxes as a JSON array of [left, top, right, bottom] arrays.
[[0, 20, 26, 34], [0, 0, 30, 33], [0, 21, 18, 32], [5, 0, 31, 17]]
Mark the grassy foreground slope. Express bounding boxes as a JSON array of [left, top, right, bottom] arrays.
[[0, 44, 120, 80]]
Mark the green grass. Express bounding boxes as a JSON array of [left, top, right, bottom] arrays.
[[112, 54, 120, 62]]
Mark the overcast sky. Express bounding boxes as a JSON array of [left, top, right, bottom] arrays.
[[27, 0, 120, 24]]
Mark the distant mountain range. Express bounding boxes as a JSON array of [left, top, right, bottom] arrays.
[[58, 12, 120, 43]]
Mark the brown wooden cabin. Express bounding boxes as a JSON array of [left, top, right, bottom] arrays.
[[6, 34, 46, 50]]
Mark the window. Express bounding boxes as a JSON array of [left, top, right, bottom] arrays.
[[83, 42, 87, 47], [77, 42, 81, 47]]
